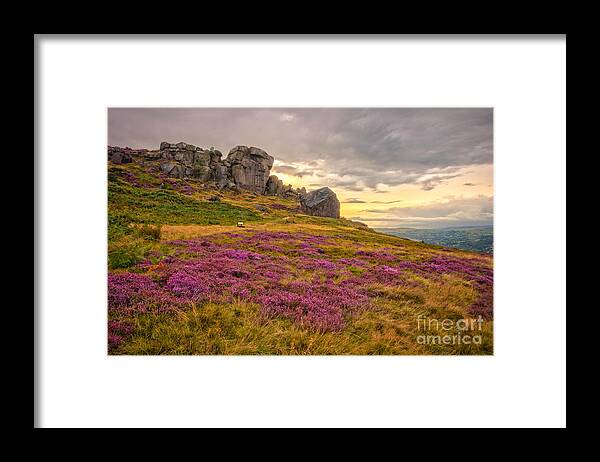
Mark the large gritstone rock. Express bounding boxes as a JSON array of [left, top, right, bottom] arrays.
[[300, 187, 341, 219], [107, 146, 136, 164], [108, 142, 315, 201], [226, 146, 274, 194], [160, 162, 185, 179], [265, 175, 285, 195], [158, 141, 223, 181]]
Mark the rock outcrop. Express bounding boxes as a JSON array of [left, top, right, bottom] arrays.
[[108, 141, 272, 191], [224, 146, 274, 194], [265, 175, 307, 200], [107, 146, 136, 164], [300, 187, 340, 219], [107, 141, 341, 218], [265, 174, 285, 196], [157, 142, 224, 181]]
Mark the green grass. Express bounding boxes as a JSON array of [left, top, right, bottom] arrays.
[[107, 170, 263, 269], [108, 181, 261, 226]]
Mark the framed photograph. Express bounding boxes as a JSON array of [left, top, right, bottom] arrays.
[[107, 107, 494, 355], [35, 35, 566, 428]]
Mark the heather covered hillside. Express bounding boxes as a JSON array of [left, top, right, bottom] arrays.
[[108, 161, 493, 355]]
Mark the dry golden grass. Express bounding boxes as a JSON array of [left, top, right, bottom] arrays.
[[160, 222, 361, 242], [161, 224, 243, 240], [119, 289, 493, 355]]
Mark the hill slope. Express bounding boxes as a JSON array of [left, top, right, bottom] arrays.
[[108, 162, 493, 355]]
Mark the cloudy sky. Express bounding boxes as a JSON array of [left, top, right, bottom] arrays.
[[108, 108, 493, 228]]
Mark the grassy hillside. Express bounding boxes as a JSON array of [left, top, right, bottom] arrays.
[[108, 162, 493, 355]]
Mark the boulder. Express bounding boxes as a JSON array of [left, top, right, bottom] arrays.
[[110, 151, 123, 164], [157, 142, 248, 183], [265, 175, 308, 199], [265, 175, 285, 196], [213, 164, 229, 183], [176, 141, 196, 151], [160, 162, 184, 178], [108, 147, 133, 164], [226, 146, 274, 194], [174, 150, 196, 164], [217, 178, 236, 190], [190, 151, 214, 181], [142, 150, 162, 160], [300, 187, 340, 218], [157, 142, 224, 181]]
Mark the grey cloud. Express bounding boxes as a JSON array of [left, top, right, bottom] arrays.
[[417, 173, 462, 191], [345, 198, 402, 205], [273, 164, 298, 174], [328, 178, 369, 191], [383, 195, 492, 218], [349, 217, 408, 223], [354, 195, 493, 228], [341, 198, 367, 203], [360, 209, 389, 214], [272, 163, 320, 178], [108, 108, 492, 192]]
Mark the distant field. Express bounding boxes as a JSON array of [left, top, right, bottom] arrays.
[[375, 226, 493, 254]]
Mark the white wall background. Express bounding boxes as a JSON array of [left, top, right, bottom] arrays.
[[36, 36, 566, 428]]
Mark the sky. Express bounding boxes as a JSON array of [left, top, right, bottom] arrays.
[[108, 108, 493, 228]]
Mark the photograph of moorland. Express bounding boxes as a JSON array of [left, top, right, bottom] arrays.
[[108, 108, 493, 355]]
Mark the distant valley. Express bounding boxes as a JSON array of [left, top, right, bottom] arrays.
[[375, 226, 493, 254]]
